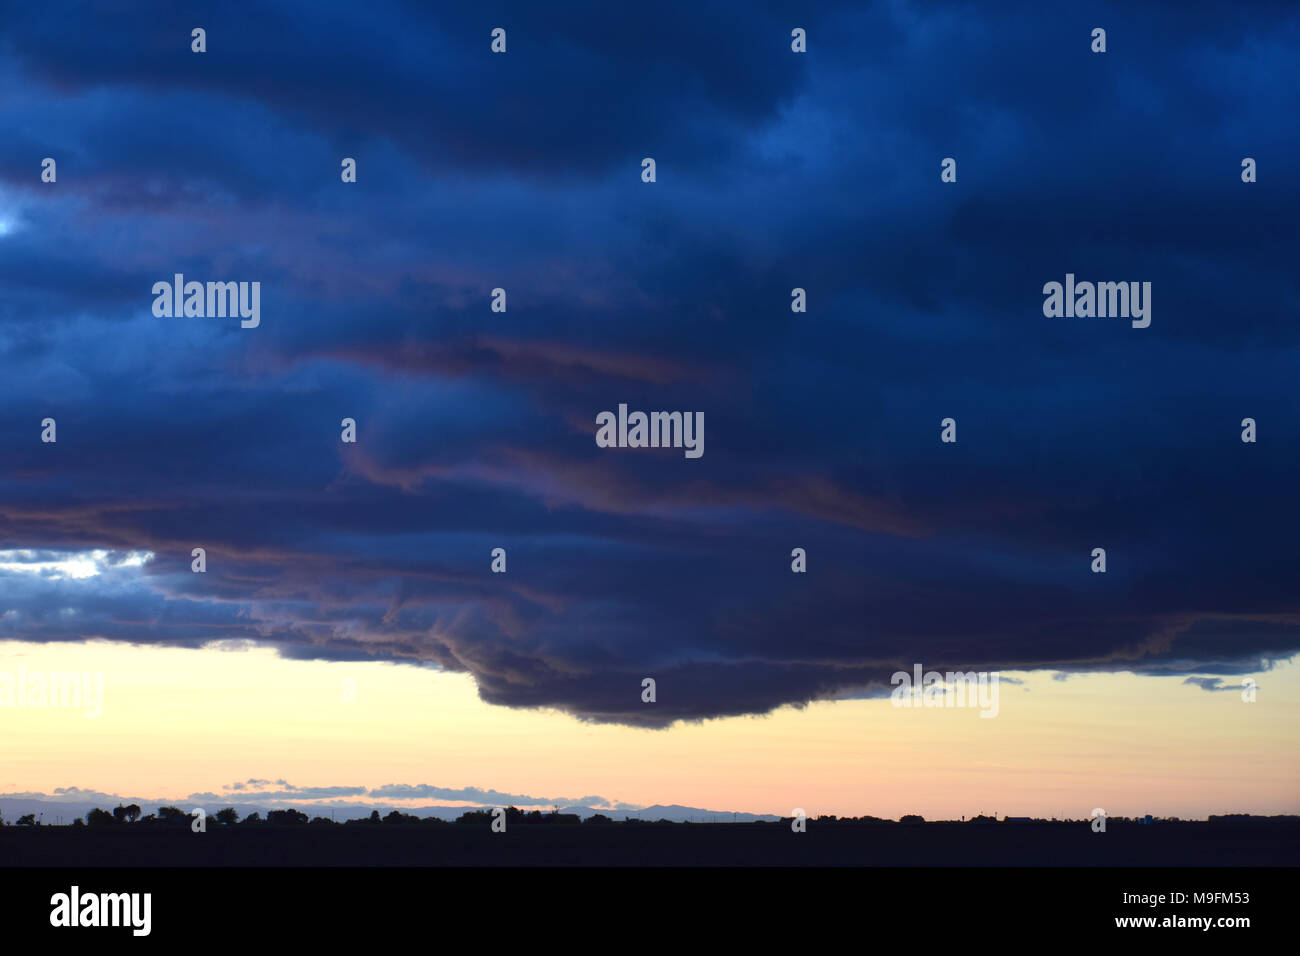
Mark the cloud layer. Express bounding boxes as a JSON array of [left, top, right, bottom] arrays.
[[1, 1, 1297, 726]]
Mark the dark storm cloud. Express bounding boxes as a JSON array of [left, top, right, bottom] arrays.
[[0, 1, 1297, 726], [1, 0, 846, 178]]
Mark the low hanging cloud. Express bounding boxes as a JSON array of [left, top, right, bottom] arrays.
[[0, 1, 1297, 728], [0, 782, 645, 822]]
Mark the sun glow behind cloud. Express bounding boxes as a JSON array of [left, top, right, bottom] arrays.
[[0, 549, 154, 580], [0, 187, 25, 237]]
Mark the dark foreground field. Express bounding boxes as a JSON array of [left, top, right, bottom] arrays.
[[3, 820, 1296, 866]]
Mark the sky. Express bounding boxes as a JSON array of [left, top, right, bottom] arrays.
[[0, 0, 1297, 821]]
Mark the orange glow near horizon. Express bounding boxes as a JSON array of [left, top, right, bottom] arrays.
[[0, 639, 1296, 820]]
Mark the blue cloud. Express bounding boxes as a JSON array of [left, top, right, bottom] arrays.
[[0, 1, 1296, 726]]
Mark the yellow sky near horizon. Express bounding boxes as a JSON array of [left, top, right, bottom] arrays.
[[0, 639, 1295, 820]]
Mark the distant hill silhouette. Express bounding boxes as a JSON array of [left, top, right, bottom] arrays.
[[0, 796, 783, 826]]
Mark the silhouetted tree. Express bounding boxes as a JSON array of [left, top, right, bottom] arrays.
[[157, 806, 187, 825], [267, 809, 308, 826], [86, 808, 115, 827], [16, 814, 37, 827], [215, 807, 239, 826], [583, 814, 614, 824], [239, 812, 262, 826]]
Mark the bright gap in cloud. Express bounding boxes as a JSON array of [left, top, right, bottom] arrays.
[[0, 549, 155, 580]]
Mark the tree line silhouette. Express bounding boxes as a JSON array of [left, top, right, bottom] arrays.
[[3, 807, 1291, 828], [1, 805, 621, 827]]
